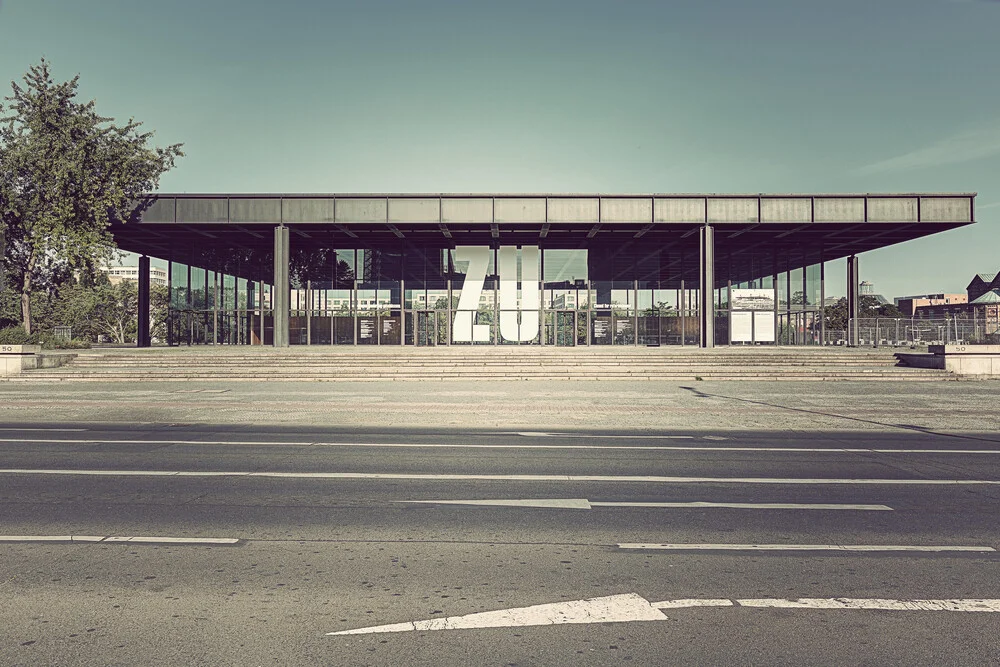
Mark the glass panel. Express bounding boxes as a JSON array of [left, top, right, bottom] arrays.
[[170, 262, 189, 309], [805, 262, 821, 308], [357, 315, 378, 344], [776, 269, 790, 312], [333, 316, 354, 344], [223, 274, 236, 311], [310, 316, 332, 345], [614, 314, 635, 345], [190, 268, 207, 311], [591, 281, 633, 314], [543, 249, 588, 283], [206, 271, 217, 310], [356, 286, 377, 313], [544, 287, 582, 310], [380, 315, 402, 344], [590, 313, 612, 345], [237, 278, 249, 310], [377, 281, 401, 315], [789, 266, 804, 311]]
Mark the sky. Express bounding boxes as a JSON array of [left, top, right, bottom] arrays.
[[1, 0, 998, 298]]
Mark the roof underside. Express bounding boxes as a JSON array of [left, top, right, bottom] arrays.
[[111, 193, 976, 284]]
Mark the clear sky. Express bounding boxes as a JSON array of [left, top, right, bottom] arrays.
[[1, 0, 998, 298]]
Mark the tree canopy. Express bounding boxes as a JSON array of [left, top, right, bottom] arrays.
[[0, 59, 182, 333], [824, 295, 904, 331]]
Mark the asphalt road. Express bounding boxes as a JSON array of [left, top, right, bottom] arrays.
[[1, 382, 1000, 665]]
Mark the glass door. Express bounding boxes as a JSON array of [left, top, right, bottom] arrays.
[[415, 310, 437, 346], [545, 311, 577, 346]]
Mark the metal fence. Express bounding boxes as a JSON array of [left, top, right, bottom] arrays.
[[824, 315, 999, 347]]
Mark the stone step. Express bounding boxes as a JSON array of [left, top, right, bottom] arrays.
[[13, 373, 956, 382], [14, 346, 949, 382], [20, 367, 953, 380]]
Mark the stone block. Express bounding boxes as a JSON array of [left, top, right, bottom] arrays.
[[0, 344, 42, 376]]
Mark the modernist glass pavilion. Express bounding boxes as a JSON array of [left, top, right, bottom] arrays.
[[111, 193, 976, 348]]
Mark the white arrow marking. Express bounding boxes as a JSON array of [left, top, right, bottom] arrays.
[[401, 499, 892, 511], [329, 595, 1000, 635], [327, 593, 667, 635]]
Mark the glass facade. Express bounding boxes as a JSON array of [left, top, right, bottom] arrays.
[[117, 193, 975, 350], [165, 239, 824, 347]]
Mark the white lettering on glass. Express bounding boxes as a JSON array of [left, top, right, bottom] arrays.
[[452, 246, 491, 342], [452, 245, 540, 343], [498, 245, 540, 342]]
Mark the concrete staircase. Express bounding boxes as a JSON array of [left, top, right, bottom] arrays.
[[12, 346, 958, 382]]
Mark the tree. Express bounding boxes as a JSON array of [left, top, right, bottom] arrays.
[[51, 278, 167, 344], [0, 60, 182, 333], [825, 297, 849, 331], [825, 295, 906, 332]]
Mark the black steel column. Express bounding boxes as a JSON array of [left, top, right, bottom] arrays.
[[847, 254, 859, 347], [819, 260, 826, 346], [137, 255, 151, 348], [699, 225, 715, 348], [273, 225, 290, 347]]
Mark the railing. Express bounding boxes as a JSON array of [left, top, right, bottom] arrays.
[[825, 315, 999, 347]]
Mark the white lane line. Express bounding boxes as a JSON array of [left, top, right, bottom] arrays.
[[2, 437, 999, 454], [0, 428, 88, 432], [0, 535, 104, 542], [591, 502, 893, 511], [653, 599, 734, 609], [617, 544, 997, 553], [2, 469, 999, 485], [512, 432, 701, 439], [402, 499, 893, 511], [404, 498, 594, 509], [102, 536, 240, 544], [328, 594, 1000, 635], [0, 535, 240, 545], [736, 598, 1000, 612]]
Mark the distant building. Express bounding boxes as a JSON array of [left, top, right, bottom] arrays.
[[895, 293, 967, 318], [103, 265, 168, 287], [968, 273, 1000, 302], [911, 272, 1000, 337]]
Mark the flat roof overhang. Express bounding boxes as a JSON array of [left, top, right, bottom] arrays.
[[111, 193, 976, 283]]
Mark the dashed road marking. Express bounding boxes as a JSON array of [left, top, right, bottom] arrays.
[[0, 535, 240, 545], [402, 499, 893, 511], [0, 428, 87, 432]]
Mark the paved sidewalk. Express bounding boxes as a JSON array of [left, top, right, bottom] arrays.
[[1, 379, 997, 434]]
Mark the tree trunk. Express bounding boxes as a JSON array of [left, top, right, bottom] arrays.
[[21, 251, 36, 336]]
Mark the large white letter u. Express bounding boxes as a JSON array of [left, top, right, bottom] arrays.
[[498, 245, 540, 342]]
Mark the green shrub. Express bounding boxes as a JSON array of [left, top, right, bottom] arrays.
[[0, 327, 90, 349], [53, 338, 91, 350], [0, 326, 29, 345]]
